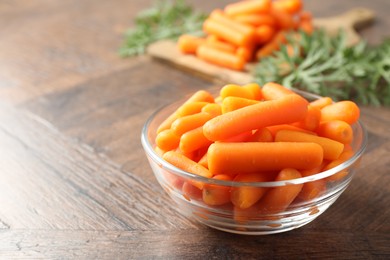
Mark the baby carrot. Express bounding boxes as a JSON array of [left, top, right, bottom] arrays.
[[317, 120, 354, 144], [171, 112, 213, 136], [157, 90, 214, 133], [222, 96, 259, 113], [196, 45, 246, 71], [258, 168, 304, 213], [254, 25, 275, 44], [177, 34, 206, 54], [261, 82, 295, 100], [321, 100, 360, 125], [248, 127, 273, 142], [205, 36, 237, 54], [291, 104, 321, 131], [176, 102, 210, 117], [233, 13, 276, 27], [203, 94, 309, 141], [155, 129, 180, 151], [179, 126, 213, 154], [219, 130, 253, 143], [203, 174, 233, 206], [256, 31, 287, 60], [272, 0, 303, 15], [182, 181, 202, 201], [207, 142, 323, 175], [275, 130, 344, 160], [243, 83, 263, 100], [210, 10, 255, 40], [271, 7, 296, 30], [163, 151, 212, 189], [198, 152, 208, 169], [324, 149, 355, 182], [163, 170, 184, 190], [220, 84, 257, 100], [267, 124, 316, 137], [236, 45, 254, 62], [201, 103, 222, 117], [310, 96, 333, 110], [296, 179, 326, 201], [231, 172, 272, 209], [203, 18, 250, 47], [225, 0, 272, 16]]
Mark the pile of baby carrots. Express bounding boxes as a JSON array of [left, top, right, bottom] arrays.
[[177, 0, 313, 71], [154, 82, 360, 219]]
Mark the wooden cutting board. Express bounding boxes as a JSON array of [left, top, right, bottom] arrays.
[[147, 8, 375, 85]]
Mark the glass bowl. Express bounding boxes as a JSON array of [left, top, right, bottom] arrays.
[[141, 89, 367, 235]]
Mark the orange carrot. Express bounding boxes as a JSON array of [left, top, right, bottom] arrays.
[[154, 146, 166, 157], [310, 96, 333, 110], [203, 174, 233, 206], [203, 94, 309, 141], [222, 96, 259, 113], [171, 112, 213, 136], [254, 25, 275, 44], [233, 13, 276, 27], [271, 8, 296, 30], [258, 168, 304, 213], [248, 127, 273, 142], [317, 120, 354, 144], [163, 170, 184, 190], [177, 34, 206, 54], [321, 101, 360, 125], [231, 172, 273, 209], [203, 18, 251, 47], [219, 130, 253, 143], [261, 82, 295, 100], [201, 103, 222, 117], [291, 104, 321, 131], [179, 126, 213, 154], [266, 124, 316, 137], [196, 44, 246, 71], [210, 10, 255, 40], [272, 0, 303, 15], [225, 0, 272, 16], [157, 90, 214, 133], [205, 35, 237, 53], [275, 130, 344, 160], [207, 142, 323, 175], [236, 45, 254, 61], [256, 31, 287, 60], [198, 152, 208, 169], [243, 83, 263, 100], [163, 151, 212, 189], [176, 102, 210, 117], [296, 179, 326, 201], [220, 84, 258, 100], [182, 181, 202, 201], [155, 129, 180, 151], [324, 149, 355, 181]]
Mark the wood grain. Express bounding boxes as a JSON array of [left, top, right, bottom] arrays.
[[0, 0, 389, 258]]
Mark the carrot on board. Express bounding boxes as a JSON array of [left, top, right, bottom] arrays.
[[203, 18, 251, 47], [225, 0, 272, 16], [310, 96, 333, 110], [176, 102, 210, 117], [205, 38, 237, 54], [266, 124, 316, 137], [196, 45, 246, 71], [157, 90, 214, 133], [275, 129, 344, 160], [271, 8, 296, 30], [254, 25, 275, 44], [272, 0, 303, 15], [291, 104, 321, 131], [163, 151, 212, 189], [321, 101, 360, 125], [203, 174, 233, 206], [256, 31, 287, 60], [231, 172, 274, 209], [261, 82, 295, 100], [203, 94, 309, 141], [179, 126, 213, 154], [233, 13, 276, 27], [258, 168, 304, 213], [177, 34, 206, 54], [201, 103, 222, 117], [155, 129, 180, 151], [236, 45, 254, 62], [220, 84, 258, 100], [317, 120, 354, 144], [171, 112, 213, 136], [222, 96, 259, 113], [207, 142, 323, 175]]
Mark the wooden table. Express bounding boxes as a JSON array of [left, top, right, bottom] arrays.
[[0, 0, 389, 258]]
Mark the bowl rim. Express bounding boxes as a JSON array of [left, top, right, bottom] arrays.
[[141, 88, 368, 187]]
